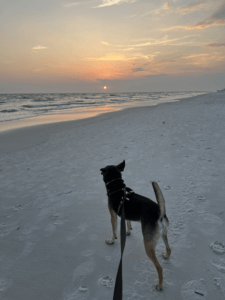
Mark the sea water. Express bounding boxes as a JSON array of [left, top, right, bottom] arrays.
[[0, 92, 206, 123]]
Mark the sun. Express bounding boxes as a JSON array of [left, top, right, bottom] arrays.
[[104, 86, 107, 90]]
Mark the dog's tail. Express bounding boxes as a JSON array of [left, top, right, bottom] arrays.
[[152, 182, 166, 219]]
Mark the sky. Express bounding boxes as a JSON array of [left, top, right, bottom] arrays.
[[1, 0, 225, 93]]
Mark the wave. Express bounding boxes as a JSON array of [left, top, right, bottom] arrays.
[[109, 99, 126, 103], [0, 91, 207, 122], [1, 109, 18, 113], [33, 98, 55, 102], [22, 103, 73, 109]]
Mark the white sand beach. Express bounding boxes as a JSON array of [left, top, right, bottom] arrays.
[[0, 92, 225, 300]]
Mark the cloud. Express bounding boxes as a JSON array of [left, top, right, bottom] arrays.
[[63, 2, 80, 7], [132, 67, 145, 72], [101, 41, 110, 45], [183, 53, 210, 59], [194, 2, 225, 28], [164, 2, 225, 30], [206, 43, 225, 47], [88, 54, 127, 60], [180, 52, 225, 67], [143, 2, 173, 17], [101, 35, 199, 48], [177, 0, 208, 14], [122, 48, 134, 51], [87, 52, 157, 62], [32, 46, 48, 50], [95, 0, 136, 8], [163, 2, 173, 10]]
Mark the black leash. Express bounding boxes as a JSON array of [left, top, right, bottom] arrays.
[[113, 188, 127, 300]]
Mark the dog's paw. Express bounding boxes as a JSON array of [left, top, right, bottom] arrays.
[[126, 231, 131, 236], [162, 251, 170, 259], [105, 239, 114, 245], [155, 283, 163, 291]]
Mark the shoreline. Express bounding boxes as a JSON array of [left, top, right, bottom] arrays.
[[0, 92, 209, 133], [0, 92, 210, 155]]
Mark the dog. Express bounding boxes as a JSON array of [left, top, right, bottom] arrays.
[[100, 160, 171, 291]]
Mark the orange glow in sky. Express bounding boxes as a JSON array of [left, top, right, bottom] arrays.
[[1, 0, 225, 93]]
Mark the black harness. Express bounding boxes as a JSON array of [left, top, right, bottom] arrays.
[[106, 178, 134, 198]]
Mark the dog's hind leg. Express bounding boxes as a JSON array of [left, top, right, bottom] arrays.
[[162, 229, 171, 259], [144, 240, 163, 291], [126, 220, 132, 235], [161, 216, 171, 259], [106, 204, 117, 245]]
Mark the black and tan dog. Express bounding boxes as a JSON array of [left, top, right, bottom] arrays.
[[100, 160, 171, 291]]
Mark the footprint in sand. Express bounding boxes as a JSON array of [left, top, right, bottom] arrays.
[[126, 293, 144, 300], [213, 278, 222, 289], [211, 261, 225, 273], [89, 234, 97, 241], [164, 186, 171, 190], [63, 289, 88, 300], [45, 221, 63, 236], [73, 258, 96, 282], [203, 214, 222, 226], [62, 260, 94, 300], [49, 212, 60, 220], [98, 275, 114, 288], [67, 224, 88, 241], [0, 222, 17, 238], [79, 223, 88, 232], [181, 279, 207, 300], [81, 249, 95, 257], [196, 214, 223, 236], [13, 204, 23, 211], [196, 196, 206, 202], [79, 286, 88, 292], [210, 241, 225, 254]]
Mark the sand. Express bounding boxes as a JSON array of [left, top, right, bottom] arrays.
[[0, 92, 225, 300]]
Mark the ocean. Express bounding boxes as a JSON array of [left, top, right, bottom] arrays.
[[0, 92, 207, 123]]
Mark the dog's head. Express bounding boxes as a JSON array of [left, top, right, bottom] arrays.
[[100, 160, 125, 183]]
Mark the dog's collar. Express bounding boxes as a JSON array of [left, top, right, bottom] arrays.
[[106, 178, 123, 186], [105, 178, 125, 196], [105, 178, 134, 197]]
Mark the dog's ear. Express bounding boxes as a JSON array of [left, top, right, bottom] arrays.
[[116, 160, 125, 172], [100, 168, 107, 175]]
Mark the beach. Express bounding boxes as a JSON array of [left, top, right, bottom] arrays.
[[0, 92, 225, 300]]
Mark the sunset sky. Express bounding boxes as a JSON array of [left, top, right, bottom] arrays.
[[1, 0, 225, 93]]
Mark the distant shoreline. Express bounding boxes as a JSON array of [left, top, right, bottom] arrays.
[[0, 92, 211, 155], [0, 91, 209, 133]]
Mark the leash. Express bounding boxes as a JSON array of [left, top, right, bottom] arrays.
[[113, 187, 127, 300]]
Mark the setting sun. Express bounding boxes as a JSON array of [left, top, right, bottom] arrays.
[[104, 86, 107, 90]]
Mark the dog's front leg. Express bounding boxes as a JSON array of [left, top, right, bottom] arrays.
[[126, 220, 132, 235], [106, 204, 117, 245]]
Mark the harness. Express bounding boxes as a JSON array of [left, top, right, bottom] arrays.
[[106, 178, 134, 202]]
